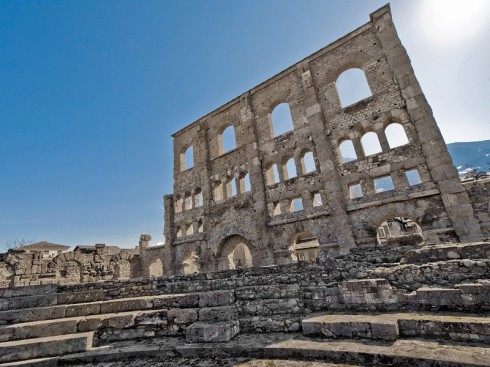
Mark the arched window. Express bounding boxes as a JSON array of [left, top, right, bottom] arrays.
[[176, 227, 182, 238], [194, 189, 203, 207], [180, 145, 194, 171], [301, 151, 316, 174], [385, 123, 409, 149], [197, 220, 204, 233], [339, 140, 357, 163], [184, 192, 192, 210], [271, 103, 294, 137], [272, 202, 281, 216], [336, 68, 372, 107], [185, 224, 194, 236], [361, 132, 383, 156], [175, 196, 183, 213], [231, 178, 238, 197], [240, 173, 251, 192], [213, 182, 224, 203], [285, 158, 297, 180], [219, 125, 236, 155], [266, 163, 280, 185]]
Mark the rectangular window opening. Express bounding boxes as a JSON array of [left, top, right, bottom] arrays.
[[349, 184, 363, 199], [312, 192, 322, 207], [374, 176, 395, 193], [406, 168, 422, 186], [290, 198, 303, 212]]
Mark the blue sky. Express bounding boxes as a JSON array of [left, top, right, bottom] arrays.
[[1, 0, 489, 250]]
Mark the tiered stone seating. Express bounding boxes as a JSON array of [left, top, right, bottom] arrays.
[[0, 241, 488, 366]]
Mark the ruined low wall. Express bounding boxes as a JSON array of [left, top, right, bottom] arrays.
[[464, 178, 490, 237], [0, 246, 140, 288], [1, 242, 489, 347]]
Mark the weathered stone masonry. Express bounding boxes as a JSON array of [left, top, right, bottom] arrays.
[[162, 5, 483, 275]]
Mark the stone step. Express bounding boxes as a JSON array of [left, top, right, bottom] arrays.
[[402, 242, 490, 264], [0, 310, 139, 342], [302, 312, 490, 343], [0, 332, 93, 363], [0, 359, 360, 367], [302, 314, 399, 340], [0, 293, 198, 326], [0, 306, 195, 343], [0, 357, 57, 367], [186, 320, 240, 343], [0, 304, 237, 345], [261, 338, 490, 367], [0, 290, 105, 312], [56, 333, 490, 367]]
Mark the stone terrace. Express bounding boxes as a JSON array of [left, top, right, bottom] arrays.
[[0, 241, 489, 366]]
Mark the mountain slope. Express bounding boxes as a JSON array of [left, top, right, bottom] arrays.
[[447, 140, 490, 174]]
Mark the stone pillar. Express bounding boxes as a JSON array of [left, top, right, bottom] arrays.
[[240, 92, 274, 266], [163, 195, 175, 274], [371, 5, 482, 242], [297, 62, 357, 254], [198, 122, 213, 229], [139, 234, 151, 249]]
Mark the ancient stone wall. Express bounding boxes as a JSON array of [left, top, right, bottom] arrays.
[[464, 178, 490, 237], [0, 245, 139, 288], [162, 5, 483, 275]]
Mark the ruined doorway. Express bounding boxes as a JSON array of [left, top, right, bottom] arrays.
[[148, 257, 164, 277], [113, 260, 131, 280], [60, 260, 83, 283], [377, 217, 425, 247], [218, 235, 253, 270], [289, 232, 319, 263], [182, 250, 200, 274]]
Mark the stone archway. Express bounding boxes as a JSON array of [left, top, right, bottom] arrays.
[[217, 235, 253, 271], [113, 259, 131, 279], [148, 257, 164, 277], [182, 250, 200, 274], [288, 231, 320, 263]]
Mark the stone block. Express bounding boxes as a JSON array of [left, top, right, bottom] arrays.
[[0, 332, 92, 363], [13, 320, 78, 340], [57, 290, 104, 305], [153, 294, 199, 309], [167, 308, 198, 324], [199, 290, 235, 307], [8, 295, 58, 310], [371, 321, 399, 341], [186, 320, 239, 343], [100, 298, 152, 314], [199, 306, 236, 322], [134, 310, 168, 326], [65, 303, 101, 318]]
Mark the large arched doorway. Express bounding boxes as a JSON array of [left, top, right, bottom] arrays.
[[113, 260, 131, 280], [218, 235, 253, 271], [148, 257, 164, 277], [377, 217, 425, 247], [182, 250, 200, 274], [289, 232, 319, 263]]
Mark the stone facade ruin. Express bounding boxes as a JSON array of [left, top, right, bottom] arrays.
[[161, 4, 485, 275], [1, 6, 490, 366], [0, 244, 139, 288], [1, 5, 490, 288]]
